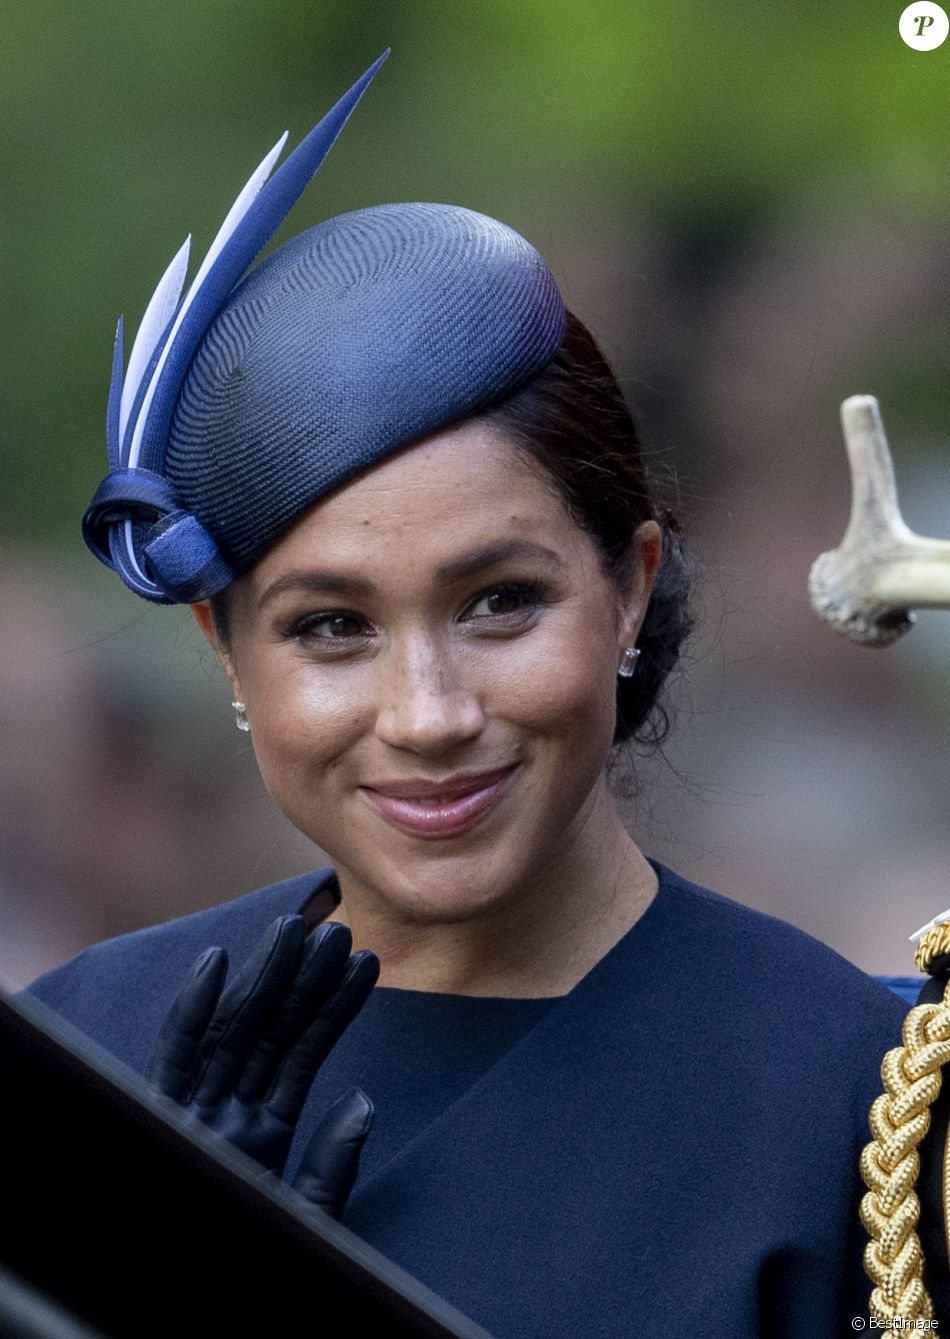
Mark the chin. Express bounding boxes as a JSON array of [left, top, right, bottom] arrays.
[[338, 838, 530, 925]]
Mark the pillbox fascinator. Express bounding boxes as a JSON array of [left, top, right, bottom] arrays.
[[83, 50, 567, 604]]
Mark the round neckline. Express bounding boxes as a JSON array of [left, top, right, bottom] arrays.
[[367, 983, 568, 1004]]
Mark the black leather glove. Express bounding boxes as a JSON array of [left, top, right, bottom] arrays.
[[145, 915, 378, 1216]]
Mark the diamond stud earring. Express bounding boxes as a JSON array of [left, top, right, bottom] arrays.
[[617, 647, 640, 678], [231, 700, 250, 732]]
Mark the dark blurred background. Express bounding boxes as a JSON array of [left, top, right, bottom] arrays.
[[5, 0, 950, 986]]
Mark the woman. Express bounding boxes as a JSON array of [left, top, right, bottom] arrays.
[[24, 51, 918, 1335]]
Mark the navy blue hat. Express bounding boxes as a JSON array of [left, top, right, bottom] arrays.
[[82, 52, 567, 604]]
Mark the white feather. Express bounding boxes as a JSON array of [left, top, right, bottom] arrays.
[[119, 236, 191, 445], [182, 130, 289, 312], [128, 131, 289, 469]]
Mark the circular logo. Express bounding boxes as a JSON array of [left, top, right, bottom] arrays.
[[899, 1, 949, 48]]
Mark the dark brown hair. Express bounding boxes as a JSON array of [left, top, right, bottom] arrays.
[[211, 309, 693, 748]]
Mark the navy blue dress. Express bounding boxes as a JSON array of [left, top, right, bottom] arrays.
[[24, 860, 914, 1337]]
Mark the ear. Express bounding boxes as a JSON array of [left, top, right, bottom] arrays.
[[190, 601, 241, 695], [618, 520, 663, 647], [190, 599, 217, 646]]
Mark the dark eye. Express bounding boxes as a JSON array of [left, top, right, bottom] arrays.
[[464, 583, 544, 620], [291, 612, 371, 641]]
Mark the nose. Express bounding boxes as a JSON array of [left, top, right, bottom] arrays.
[[374, 634, 485, 756]]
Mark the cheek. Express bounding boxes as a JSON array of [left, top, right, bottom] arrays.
[[238, 661, 366, 808], [477, 614, 620, 848], [485, 612, 619, 748]]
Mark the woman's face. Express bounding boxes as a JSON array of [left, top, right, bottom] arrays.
[[196, 421, 660, 925]]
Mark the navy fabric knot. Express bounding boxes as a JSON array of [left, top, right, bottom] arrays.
[[82, 467, 233, 604]]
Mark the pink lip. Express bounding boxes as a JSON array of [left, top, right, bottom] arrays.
[[360, 765, 518, 839]]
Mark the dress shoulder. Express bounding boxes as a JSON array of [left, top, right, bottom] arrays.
[[654, 860, 907, 1006], [642, 861, 907, 1095], [20, 867, 336, 1071]]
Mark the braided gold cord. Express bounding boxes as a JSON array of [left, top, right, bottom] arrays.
[[916, 922, 950, 974], [860, 976, 950, 1322]]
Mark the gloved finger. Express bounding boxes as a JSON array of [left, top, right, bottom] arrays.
[[289, 1087, 374, 1219], [236, 921, 354, 1100], [266, 950, 379, 1124], [144, 946, 228, 1100], [190, 915, 306, 1105]]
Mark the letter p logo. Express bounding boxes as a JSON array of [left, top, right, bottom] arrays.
[[900, 1, 949, 47]]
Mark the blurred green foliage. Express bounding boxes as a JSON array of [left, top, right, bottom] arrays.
[[4, 0, 950, 547]]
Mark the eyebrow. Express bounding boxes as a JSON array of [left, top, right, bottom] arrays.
[[257, 540, 564, 609]]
